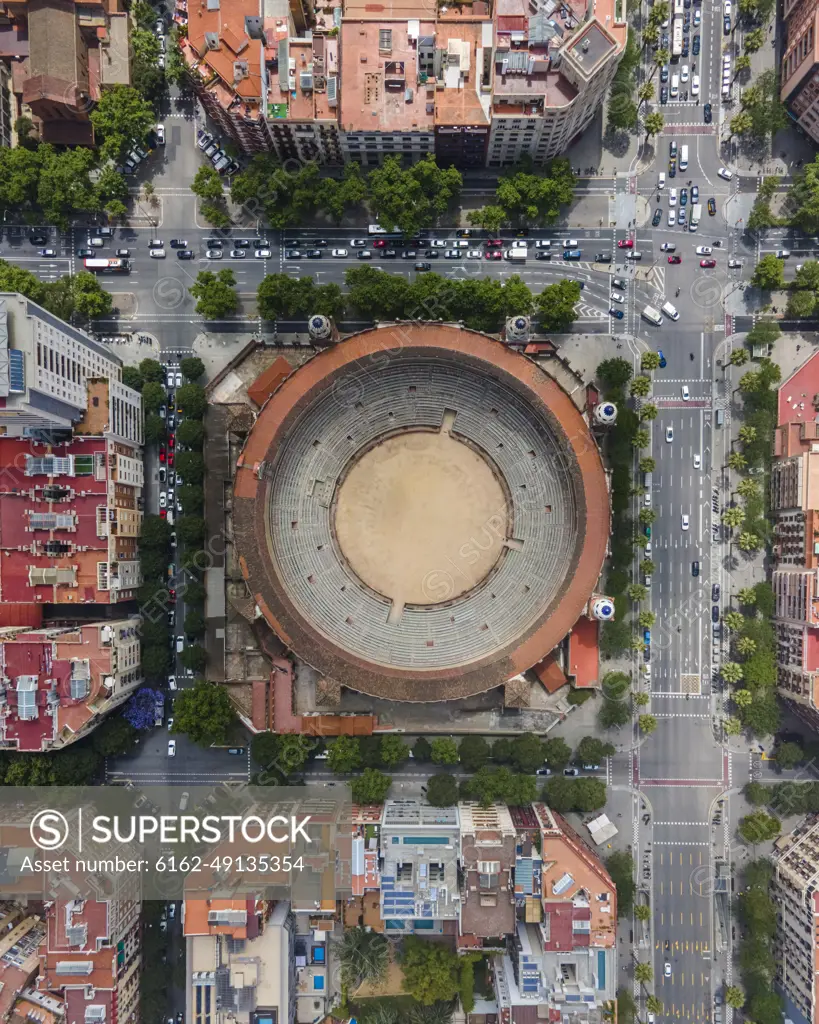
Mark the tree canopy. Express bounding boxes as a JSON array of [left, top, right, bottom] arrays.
[[368, 155, 462, 235], [189, 269, 238, 320], [172, 681, 235, 746]]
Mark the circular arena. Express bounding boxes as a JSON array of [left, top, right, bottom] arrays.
[[233, 325, 609, 702]]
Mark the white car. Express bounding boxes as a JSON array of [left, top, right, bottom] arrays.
[[776, 249, 791, 259], [694, 453, 701, 468], [331, 248, 348, 257], [166, 369, 175, 387], [255, 249, 272, 258], [692, 75, 700, 96], [696, 246, 713, 255], [669, 188, 677, 207], [682, 513, 690, 530], [718, 168, 733, 181], [466, 249, 482, 259], [644, 491, 651, 506], [723, 0, 731, 14], [682, 385, 690, 401], [454, 240, 469, 248], [168, 740, 176, 757], [728, 258, 743, 268], [668, 209, 676, 227], [175, 372, 182, 387], [159, 491, 167, 508], [230, 249, 246, 259], [664, 963, 672, 978], [661, 243, 676, 252], [611, 291, 625, 303], [169, 676, 177, 690], [206, 249, 223, 259], [693, 8, 701, 23], [350, 239, 368, 247], [666, 426, 674, 442], [167, 717, 174, 730], [149, 249, 166, 258], [431, 239, 448, 247], [156, 123, 166, 145], [681, 64, 689, 83], [176, 635, 184, 653], [562, 238, 579, 247]]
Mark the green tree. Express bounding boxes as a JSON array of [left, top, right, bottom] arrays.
[[627, 583, 649, 602], [175, 451, 204, 485], [466, 204, 506, 233], [724, 717, 742, 736], [172, 680, 234, 746], [180, 356, 206, 382], [431, 737, 460, 765], [400, 935, 460, 1005], [511, 733, 545, 773], [191, 165, 224, 202], [179, 644, 207, 672], [314, 162, 367, 222], [177, 485, 203, 515], [745, 27, 764, 51], [733, 689, 753, 709], [723, 611, 746, 631], [426, 773, 459, 806], [639, 403, 658, 421], [644, 112, 665, 137], [90, 85, 155, 162], [638, 714, 657, 734], [641, 351, 661, 371], [738, 531, 763, 552], [634, 963, 653, 985], [70, 271, 113, 320], [730, 111, 754, 137], [176, 383, 207, 419], [638, 508, 657, 526], [646, 996, 664, 1016], [176, 516, 206, 547], [725, 987, 745, 1010], [190, 269, 238, 320], [338, 927, 389, 988], [606, 851, 636, 917], [492, 738, 512, 763], [721, 661, 744, 684], [350, 768, 392, 803], [632, 429, 650, 449], [184, 610, 205, 637], [231, 157, 323, 228], [494, 159, 575, 222], [326, 735, 361, 774], [600, 700, 631, 728], [730, 347, 750, 366], [141, 381, 165, 414], [379, 734, 409, 767], [131, 26, 165, 101], [787, 289, 816, 319], [631, 376, 652, 398], [640, 559, 656, 576], [535, 279, 581, 332], [635, 904, 651, 922], [744, 781, 770, 805], [92, 716, 138, 757], [739, 810, 781, 843], [276, 734, 316, 775], [458, 735, 491, 772], [542, 737, 572, 770], [775, 742, 803, 769], [737, 636, 758, 657], [722, 506, 745, 529], [638, 83, 655, 105], [728, 451, 748, 471], [368, 155, 462, 236], [751, 254, 785, 290], [412, 736, 432, 762], [139, 358, 165, 384], [597, 357, 633, 390], [574, 736, 616, 766], [633, 691, 650, 707], [37, 147, 100, 228], [176, 420, 205, 449]]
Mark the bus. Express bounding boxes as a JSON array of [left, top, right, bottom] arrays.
[[673, 0, 684, 15], [368, 224, 389, 235], [671, 18, 683, 56], [84, 258, 130, 272], [642, 305, 664, 327]]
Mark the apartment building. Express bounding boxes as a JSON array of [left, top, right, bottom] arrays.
[[0, 293, 142, 442], [0, 618, 142, 751], [780, 0, 819, 145], [0, 0, 130, 145], [773, 356, 819, 728], [0, 904, 47, 1022], [458, 802, 517, 946], [176, 0, 622, 165], [184, 899, 296, 1024], [0, 435, 143, 606], [771, 815, 819, 1024]]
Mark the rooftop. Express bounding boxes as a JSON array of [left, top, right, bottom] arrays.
[[181, 0, 265, 114], [339, 19, 436, 133], [779, 351, 819, 427], [568, 617, 599, 688]]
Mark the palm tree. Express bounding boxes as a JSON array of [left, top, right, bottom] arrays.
[[337, 927, 390, 989], [408, 1004, 455, 1024], [646, 996, 664, 1016], [634, 962, 654, 985], [368, 1007, 402, 1024]]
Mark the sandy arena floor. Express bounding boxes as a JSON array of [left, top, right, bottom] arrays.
[[334, 430, 509, 606]]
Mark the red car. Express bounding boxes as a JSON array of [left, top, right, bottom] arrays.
[[159, 508, 167, 519], [159, 444, 166, 463], [485, 239, 503, 248], [617, 239, 634, 249], [484, 250, 502, 260], [168, 452, 175, 467], [700, 259, 716, 268], [168, 433, 175, 449], [373, 239, 387, 248], [168, 588, 176, 603], [667, 255, 682, 264]]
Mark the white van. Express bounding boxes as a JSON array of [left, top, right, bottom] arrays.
[[671, 74, 679, 97], [661, 301, 680, 321], [679, 145, 689, 171], [658, 172, 666, 189]]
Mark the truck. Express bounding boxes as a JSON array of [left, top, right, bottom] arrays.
[[84, 258, 130, 272], [642, 305, 664, 326], [505, 248, 527, 261], [671, 18, 683, 56], [154, 693, 164, 727], [689, 203, 702, 230]]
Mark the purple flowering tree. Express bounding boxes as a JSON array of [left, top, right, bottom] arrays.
[[123, 687, 164, 730]]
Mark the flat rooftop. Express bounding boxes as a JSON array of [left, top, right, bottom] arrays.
[[339, 20, 435, 133]]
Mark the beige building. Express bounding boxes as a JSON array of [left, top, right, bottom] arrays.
[[772, 816, 819, 1024], [780, 0, 819, 144]]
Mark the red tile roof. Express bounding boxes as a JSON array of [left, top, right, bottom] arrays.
[[779, 351, 819, 426], [533, 652, 567, 693], [248, 357, 294, 408], [568, 617, 599, 688]]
